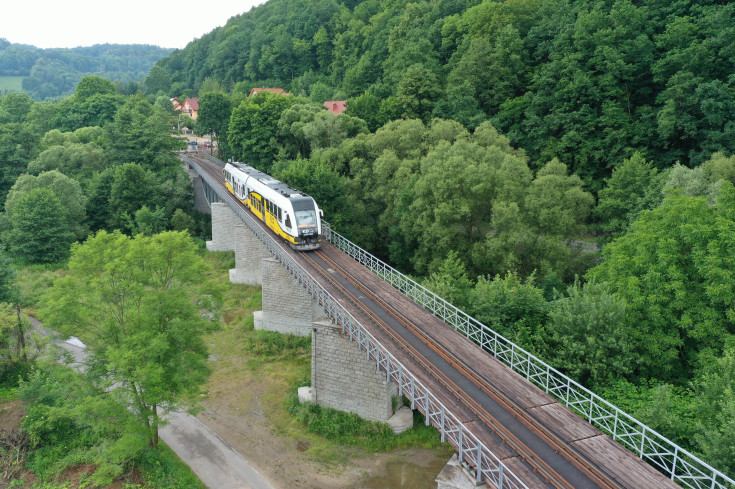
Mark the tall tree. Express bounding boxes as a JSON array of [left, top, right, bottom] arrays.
[[196, 92, 233, 158], [588, 184, 735, 381], [41, 231, 220, 448], [6, 188, 75, 264]]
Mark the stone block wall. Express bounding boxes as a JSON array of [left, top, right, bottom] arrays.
[[206, 202, 237, 252], [311, 319, 398, 422], [229, 224, 272, 285], [254, 258, 325, 336]]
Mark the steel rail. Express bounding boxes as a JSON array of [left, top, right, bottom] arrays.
[[194, 154, 735, 489], [305, 250, 578, 489], [320, 216, 735, 489], [182, 155, 528, 489]]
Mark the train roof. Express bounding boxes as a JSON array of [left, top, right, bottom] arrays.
[[228, 162, 309, 200]]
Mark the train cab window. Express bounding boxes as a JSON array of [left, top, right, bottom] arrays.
[[285, 213, 292, 229], [277, 207, 282, 221]]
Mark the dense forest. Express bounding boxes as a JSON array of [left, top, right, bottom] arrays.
[[152, 0, 735, 189], [151, 0, 735, 478], [0, 0, 734, 483], [0, 39, 173, 100]]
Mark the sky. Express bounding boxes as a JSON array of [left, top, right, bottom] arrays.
[[2, 0, 268, 49]]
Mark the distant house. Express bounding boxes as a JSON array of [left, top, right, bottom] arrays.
[[171, 97, 182, 111], [324, 100, 347, 115], [249, 87, 289, 97], [182, 98, 199, 120]]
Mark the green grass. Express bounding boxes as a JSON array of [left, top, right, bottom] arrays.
[[137, 444, 207, 489], [0, 76, 24, 92]]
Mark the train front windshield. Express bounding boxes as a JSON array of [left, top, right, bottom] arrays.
[[292, 198, 318, 229], [296, 209, 317, 227]]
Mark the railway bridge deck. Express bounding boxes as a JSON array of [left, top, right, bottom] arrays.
[[182, 154, 731, 489]]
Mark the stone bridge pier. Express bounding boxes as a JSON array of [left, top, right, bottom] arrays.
[[192, 172, 478, 488], [210, 208, 412, 431]]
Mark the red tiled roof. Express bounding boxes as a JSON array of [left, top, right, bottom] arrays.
[[324, 100, 347, 115], [249, 87, 289, 97], [184, 98, 199, 111]]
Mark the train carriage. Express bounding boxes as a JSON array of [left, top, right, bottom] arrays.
[[223, 162, 324, 250]]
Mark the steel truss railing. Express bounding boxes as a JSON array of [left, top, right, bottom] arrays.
[[183, 155, 527, 489], [323, 224, 735, 489]]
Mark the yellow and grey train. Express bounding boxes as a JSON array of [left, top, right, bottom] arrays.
[[223, 162, 324, 251]]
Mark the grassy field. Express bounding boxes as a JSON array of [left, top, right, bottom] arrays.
[[0, 75, 25, 92]]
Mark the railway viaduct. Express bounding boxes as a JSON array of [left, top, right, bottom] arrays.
[[183, 154, 733, 489]]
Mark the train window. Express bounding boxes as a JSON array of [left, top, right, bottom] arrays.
[[277, 207, 282, 221], [285, 213, 292, 229]]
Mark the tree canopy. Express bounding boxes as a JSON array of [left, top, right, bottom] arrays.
[[41, 231, 220, 448]]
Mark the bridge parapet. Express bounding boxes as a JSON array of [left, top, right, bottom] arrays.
[[323, 223, 735, 489], [184, 155, 527, 489]]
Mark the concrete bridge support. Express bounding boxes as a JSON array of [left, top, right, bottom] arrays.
[[435, 455, 487, 489], [206, 202, 237, 252], [229, 224, 271, 285], [309, 319, 402, 424], [254, 257, 325, 336]]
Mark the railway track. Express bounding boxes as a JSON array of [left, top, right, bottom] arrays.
[[185, 154, 682, 489], [302, 249, 623, 489]]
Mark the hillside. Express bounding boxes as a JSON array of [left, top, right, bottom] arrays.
[[151, 0, 735, 189], [0, 38, 173, 100]]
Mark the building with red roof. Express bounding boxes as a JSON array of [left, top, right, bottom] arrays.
[[324, 100, 347, 115]]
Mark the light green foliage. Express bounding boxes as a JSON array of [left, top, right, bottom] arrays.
[[691, 345, 735, 476], [470, 272, 547, 352], [277, 103, 325, 159], [134, 205, 168, 236], [596, 152, 661, 238], [545, 280, 631, 387], [27, 143, 106, 184], [476, 158, 595, 281], [588, 184, 735, 380], [5, 188, 76, 264], [701, 152, 735, 185], [525, 159, 594, 237], [21, 365, 147, 485], [301, 111, 368, 153], [4, 170, 87, 240], [41, 231, 221, 449], [422, 251, 474, 309]]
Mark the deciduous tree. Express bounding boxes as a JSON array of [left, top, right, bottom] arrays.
[[41, 231, 221, 449]]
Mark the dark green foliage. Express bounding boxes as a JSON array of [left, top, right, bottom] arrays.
[[6, 188, 75, 264], [151, 0, 733, 186], [109, 163, 159, 232], [196, 92, 233, 158], [0, 246, 17, 304], [0, 41, 173, 101], [104, 97, 184, 172], [273, 159, 357, 234], [228, 92, 306, 172]]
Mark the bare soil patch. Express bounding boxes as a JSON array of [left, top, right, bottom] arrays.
[[197, 334, 450, 489]]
